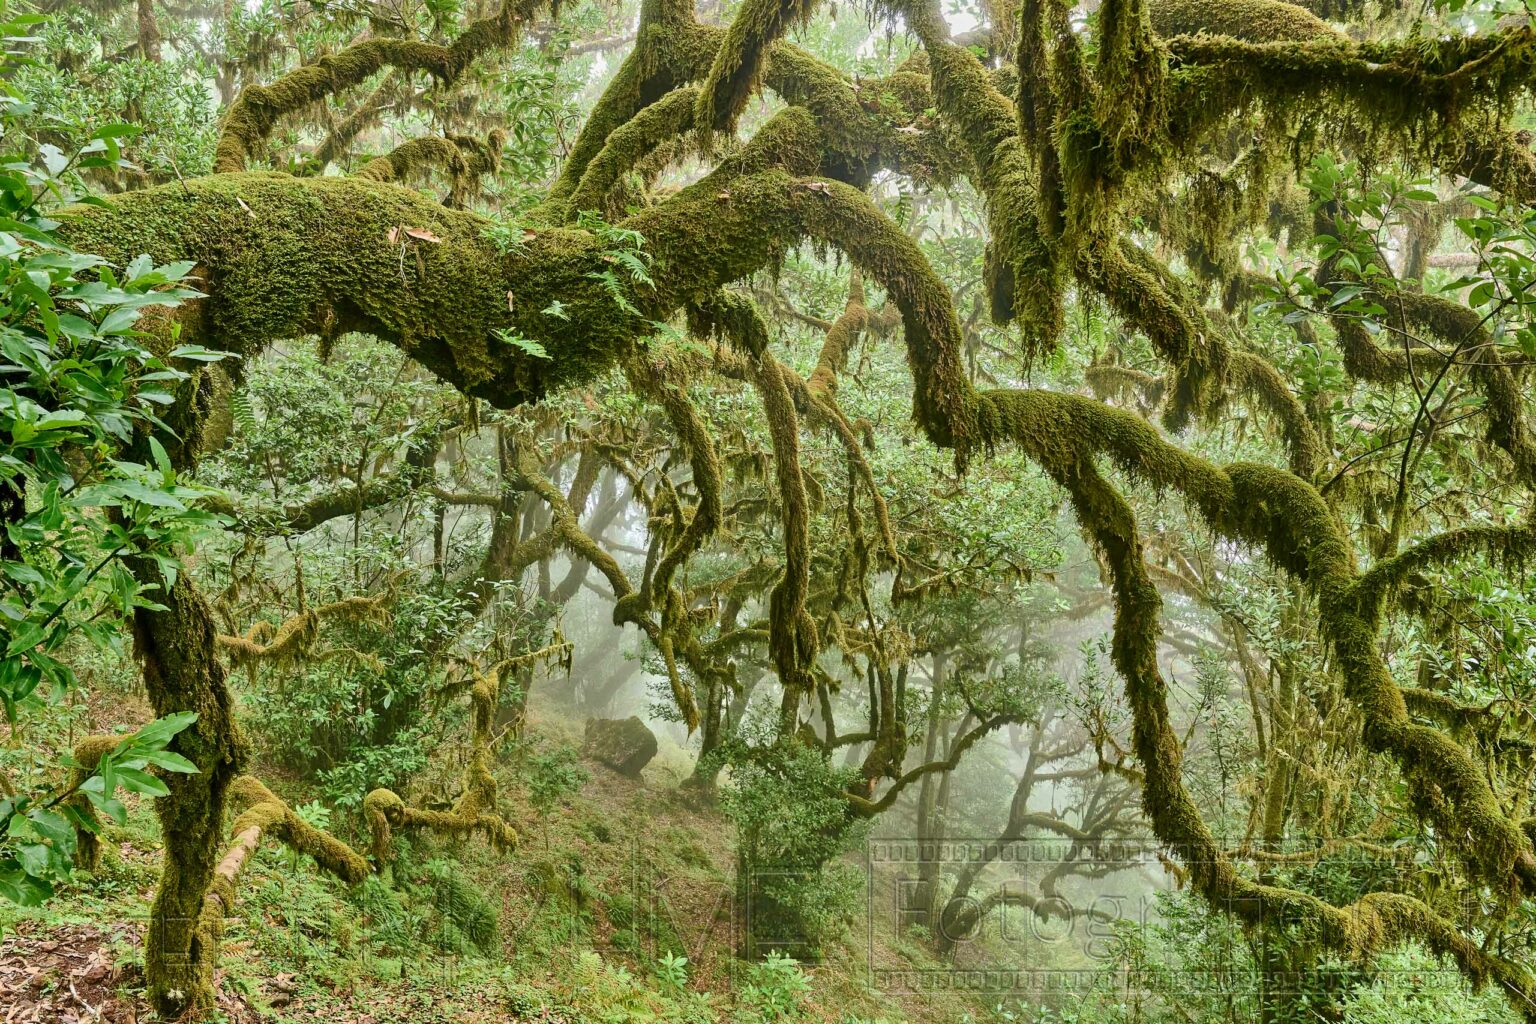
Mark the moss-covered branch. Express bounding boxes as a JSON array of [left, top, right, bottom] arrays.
[[695, 0, 820, 136], [193, 776, 368, 1010], [213, 0, 540, 173], [845, 711, 1023, 816], [1353, 521, 1536, 621], [364, 659, 526, 868], [217, 595, 390, 668], [355, 131, 505, 209]]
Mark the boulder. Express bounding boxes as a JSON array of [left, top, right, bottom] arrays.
[[583, 716, 658, 777]]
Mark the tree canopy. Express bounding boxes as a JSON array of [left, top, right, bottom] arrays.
[[6, 0, 1536, 1018]]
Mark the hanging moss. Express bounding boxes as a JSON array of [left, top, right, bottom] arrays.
[[1164, 27, 1536, 166], [364, 660, 526, 870], [622, 353, 723, 609], [213, 0, 540, 173], [217, 595, 389, 678], [1352, 522, 1536, 623], [695, 0, 821, 137], [1149, 0, 1342, 42], [1228, 351, 1326, 479], [690, 291, 819, 729], [354, 131, 505, 209], [1084, 240, 1231, 430], [1324, 284, 1536, 487]]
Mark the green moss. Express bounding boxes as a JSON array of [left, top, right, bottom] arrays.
[[226, 776, 368, 882], [563, 88, 700, 220], [695, 0, 820, 137], [363, 663, 520, 870], [354, 131, 505, 209], [1149, 0, 1343, 41], [1165, 28, 1536, 167], [62, 173, 639, 406], [548, 0, 717, 207], [126, 562, 248, 1018], [214, 0, 538, 172]]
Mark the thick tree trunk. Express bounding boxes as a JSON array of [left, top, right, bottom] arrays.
[[128, 556, 246, 1016]]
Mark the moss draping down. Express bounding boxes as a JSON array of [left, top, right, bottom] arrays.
[[364, 660, 525, 869], [217, 596, 390, 675], [354, 131, 506, 209], [64, 0, 1536, 1009], [213, 0, 541, 173]]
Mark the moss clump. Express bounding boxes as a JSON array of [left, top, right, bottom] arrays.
[[217, 595, 389, 677], [695, 0, 820, 136], [213, 0, 539, 173], [1149, 0, 1343, 41], [62, 173, 640, 408], [354, 131, 505, 209]]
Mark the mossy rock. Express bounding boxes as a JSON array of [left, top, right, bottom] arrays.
[[583, 716, 659, 777]]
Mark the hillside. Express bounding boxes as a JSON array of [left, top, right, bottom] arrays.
[[0, 705, 991, 1024]]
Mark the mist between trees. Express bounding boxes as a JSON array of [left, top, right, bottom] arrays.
[[3, 0, 1536, 1020]]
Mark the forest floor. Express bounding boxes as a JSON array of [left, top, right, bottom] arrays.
[[0, 704, 1000, 1024]]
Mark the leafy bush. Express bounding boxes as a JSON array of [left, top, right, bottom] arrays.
[[246, 586, 465, 806], [722, 740, 869, 958], [420, 857, 501, 956], [525, 741, 591, 816], [734, 951, 812, 1023]]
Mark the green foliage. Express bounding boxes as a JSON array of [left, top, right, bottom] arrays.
[[733, 951, 813, 1023], [0, 711, 196, 904], [1335, 943, 1522, 1023], [12, 10, 219, 177], [495, 327, 552, 359], [655, 949, 689, 990], [524, 741, 591, 818], [722, 739, 869, 956], [0, 25, 220, 909], [577, 208, 656, 317], [246, 586, 464, 806], [420, 857, 501, 956], [0, 162, 225, 719]]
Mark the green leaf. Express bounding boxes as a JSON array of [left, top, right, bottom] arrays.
[[494, 329, 550, 359], [24, 808, 71, 846], [143, 750, 198, 774], [114, 766, 169, 798], [148, 436, 173, 486], [166, 344, 231, 363], [129, 711, 198, 749], [0, 864, 51, 905]]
